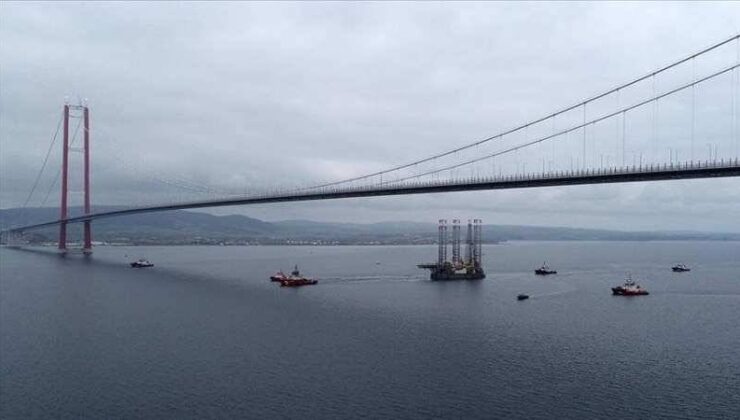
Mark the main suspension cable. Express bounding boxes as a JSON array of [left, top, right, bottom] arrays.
[[302, 33, 740, 191], [20, 111, 63, 209], [379, 63, 740, 186]]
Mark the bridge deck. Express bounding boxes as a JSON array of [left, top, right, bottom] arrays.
[[5, 160, 740, 233]]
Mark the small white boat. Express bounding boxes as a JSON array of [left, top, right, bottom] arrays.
[[130, 259, 154, 268], [671, 264, 690, 272]]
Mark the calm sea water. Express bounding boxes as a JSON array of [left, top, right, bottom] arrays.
[[1, 242, 739, 419]]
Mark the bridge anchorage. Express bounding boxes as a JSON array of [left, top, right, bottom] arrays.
[[58, 103, 93, 255]]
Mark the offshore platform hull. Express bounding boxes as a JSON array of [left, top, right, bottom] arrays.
[[433, 272, 485, 281], [433, 271, 485, 281], [417, 263, 485, 281]]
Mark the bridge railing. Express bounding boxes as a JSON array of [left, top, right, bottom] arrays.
[[262, 157, 740, 199], [3, 157, 739, 235], [359, 157, 740, 193]]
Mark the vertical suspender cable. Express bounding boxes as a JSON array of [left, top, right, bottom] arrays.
[[652, 74, 657, 163], [735, 37, 739, 158], [616, 89, 621, 167], [691, 57, 696, 161], [524, 125, 528, 174], [582, 104, 587, 168], [622, 110, 627, 167], [551, 115, 556, 172]]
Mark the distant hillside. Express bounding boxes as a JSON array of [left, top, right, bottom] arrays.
[[0, 207, 274, 244], [2, 207, 739, 245]]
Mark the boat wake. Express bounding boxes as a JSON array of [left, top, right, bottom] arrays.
[[660, 291, 740, 298], [319, 275, 425, 284], [528, 289, 576, 299]]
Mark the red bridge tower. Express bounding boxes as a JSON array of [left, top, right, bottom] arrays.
[[58, 103, 92, 254]]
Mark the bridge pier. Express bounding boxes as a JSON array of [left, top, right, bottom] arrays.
[[83, 222, 92, 254], [58, 222, 68, 253]]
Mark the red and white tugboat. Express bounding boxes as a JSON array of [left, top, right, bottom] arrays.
[[611, 274, 649, 296], [274, 265, 318, 287]]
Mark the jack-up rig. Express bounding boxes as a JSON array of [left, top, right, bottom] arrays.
[[418, 219, 485, 281]]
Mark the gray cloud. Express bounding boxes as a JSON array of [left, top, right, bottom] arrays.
[[1, 2, 739, 231]]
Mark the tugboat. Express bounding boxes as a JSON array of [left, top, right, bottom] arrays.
[[611, 274, 649, 296], [534, 262, 557, 275], [517, 294, 530, 301], [280, 278, 318, 287], [130, 258, 154, 268], [270, 270, 288, 282], [671, 264, 691, 272], [276, 265, 318, 287]]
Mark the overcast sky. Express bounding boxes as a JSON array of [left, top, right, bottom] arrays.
[[1, 1, 739, 232]]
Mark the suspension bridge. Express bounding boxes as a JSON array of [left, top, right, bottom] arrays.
[[3, 35, 740, 253]]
